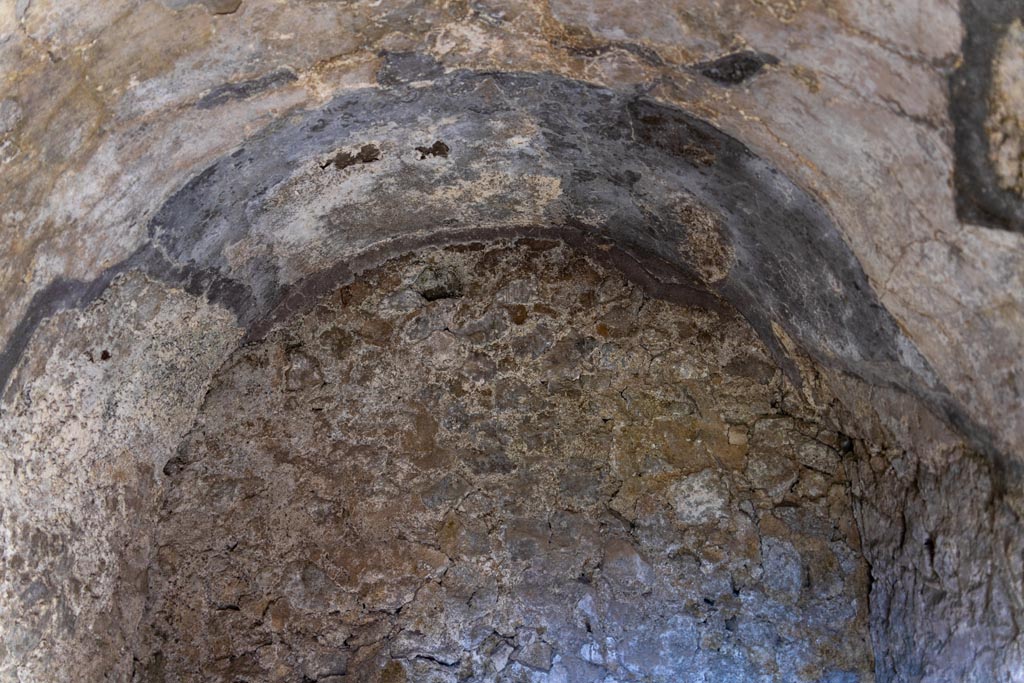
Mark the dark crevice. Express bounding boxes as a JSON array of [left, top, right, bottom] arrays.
[[693, 51, 780, 85], [322, 143, 382, 170], [415, 140, 450, 159]]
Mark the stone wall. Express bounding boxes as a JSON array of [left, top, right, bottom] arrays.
[[0, 275, 240, 681], [136, 242, 873, 682]]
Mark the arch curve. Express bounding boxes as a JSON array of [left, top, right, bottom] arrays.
[[1, 66, 1022, 683], [3, 71, 994, 462]]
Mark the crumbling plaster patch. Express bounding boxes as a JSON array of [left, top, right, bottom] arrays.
[[0, 273, 240, 681]]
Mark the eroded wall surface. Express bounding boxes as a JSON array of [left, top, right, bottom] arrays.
[[137, 243, 872, 682], [0, 275, 241, 681]]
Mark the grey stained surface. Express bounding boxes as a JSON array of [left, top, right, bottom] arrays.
[[2, 69, 998, 469], [136, 243, 873, 683]]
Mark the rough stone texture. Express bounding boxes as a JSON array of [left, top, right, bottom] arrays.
[[776, 357, 1024, 683], [0, 274, 240, 681], [135, 243, 872, 682], [850, 442, 1024, 682]]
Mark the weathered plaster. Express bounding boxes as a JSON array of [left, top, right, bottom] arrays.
[[1, 2, 1022, 682]]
